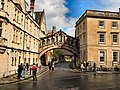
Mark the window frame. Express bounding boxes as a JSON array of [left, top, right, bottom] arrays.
[[99, 33, 105, 44], [99, 50, 106, 63], [111, 21, 118, 29], [112, 51, 119, 63], [112, 34, 118, 45], [99, 20, 105, 28]]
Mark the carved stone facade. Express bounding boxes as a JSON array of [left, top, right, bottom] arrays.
[[40, 29, 79, 66], [0, 0, 46, 77]]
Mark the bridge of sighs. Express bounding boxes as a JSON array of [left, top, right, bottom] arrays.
[[40, 30, 80, 65]]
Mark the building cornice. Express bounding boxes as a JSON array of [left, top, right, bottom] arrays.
[[76, 9, 120, 27]]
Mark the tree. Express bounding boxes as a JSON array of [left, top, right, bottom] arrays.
[[53, 49, 63, 62]]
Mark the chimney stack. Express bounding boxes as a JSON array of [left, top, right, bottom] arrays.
[[30, 0, 35, 13], [52, 26, 56, 34]]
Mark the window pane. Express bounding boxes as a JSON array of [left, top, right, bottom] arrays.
[[99, 21, 104, 27], [113, 52, 118, 61], [99, 34, 104, 42], [113, 34, 118, 43], [100, 51, 105, 62], [112, 22, 117, 28]]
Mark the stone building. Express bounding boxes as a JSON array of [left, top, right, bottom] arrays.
[[0, 0, 46, 77], [75, 9, 120, 68]]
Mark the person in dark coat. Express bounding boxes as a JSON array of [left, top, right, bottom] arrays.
[[48, 62, 52, 70], [93, 62, 97, 75], [17, 65, 22, 80], [26, 63, 29, 71]]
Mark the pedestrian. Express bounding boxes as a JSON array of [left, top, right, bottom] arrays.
[[30, 67, 32, 75], [80, 63, 83, 73], [52, 62, 55, 71], [83, 62, 86, 74], [17, 65, 22, 80], [26, 63, 29, 71], [32, 63, 37, 81], [48, 62, 52, 70], [20, 63, 23, 77], [93, 62, 97, 75], [21, 64, 26, 78]]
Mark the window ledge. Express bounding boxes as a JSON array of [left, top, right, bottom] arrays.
[[112, 43, 118, 45], [113, 61, 118, 64], [100, 62, 104, 64], [112, 27, 117, 29], [99, 26, 105, 29], [99, 42, 105, 44]]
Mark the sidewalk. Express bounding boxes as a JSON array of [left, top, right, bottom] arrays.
[[97, 71, 120, 74], [0, 66, 48, 85], [70, 68, 120, 74]]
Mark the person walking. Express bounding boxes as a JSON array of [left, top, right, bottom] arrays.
[[48, 62, 52, 70], [32, 63, 37, 81], [80, 63, 83, 73], [93, 62, 97, 75], [17, 65, 22, 80], [52, 62, 55, 71], [21, 64, 26, 78], [26, 63, 29, 71]]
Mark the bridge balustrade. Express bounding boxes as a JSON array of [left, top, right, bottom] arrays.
[[40, 30, 79, 57]]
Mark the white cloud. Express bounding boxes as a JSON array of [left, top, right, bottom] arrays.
[[98, 0, 120, 11], [64, 17, 77, 36], [64, 27, 75, 36], [26, 0, 76, 36]]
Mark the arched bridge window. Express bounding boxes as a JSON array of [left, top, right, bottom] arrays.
[[47, 39, 50, 44], [42, 40, 45, 46], [51, 37, 54, 44]]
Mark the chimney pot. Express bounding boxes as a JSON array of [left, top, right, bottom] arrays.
[[30, 0, 35, 13]]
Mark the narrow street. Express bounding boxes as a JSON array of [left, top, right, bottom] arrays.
[[0, 62, 120, 90]]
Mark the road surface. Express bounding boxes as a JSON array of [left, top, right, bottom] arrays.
[[0, 62, 120, 90]]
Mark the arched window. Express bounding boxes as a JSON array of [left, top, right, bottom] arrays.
[[42, 40, 45, 46], [51, 37, 54, 44], [47, 39, 50, 44]]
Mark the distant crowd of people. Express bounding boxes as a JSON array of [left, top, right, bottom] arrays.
[[17, 57, 56, 81], [79, 61, 96, 75], [17, 63, 38, 81]]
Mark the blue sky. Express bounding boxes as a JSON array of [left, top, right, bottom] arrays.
[[26, 0, 120, 36], [65, 0, 120, 18], [65, 0, 100, 18]]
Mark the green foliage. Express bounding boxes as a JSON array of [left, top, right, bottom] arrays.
[[53, 49, 63, 60]]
